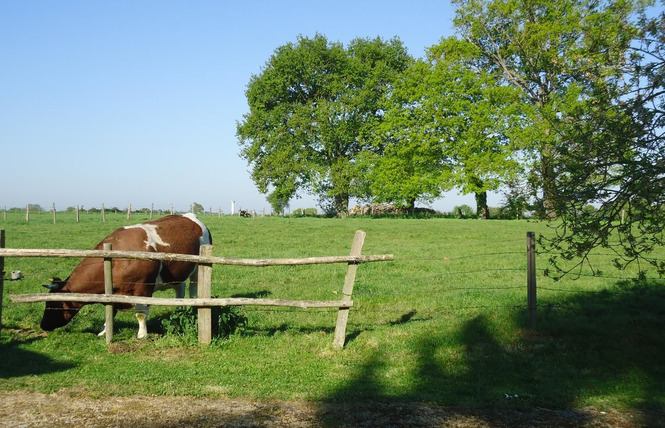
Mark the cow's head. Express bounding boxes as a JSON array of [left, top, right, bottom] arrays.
[[40, 277, 79, 331]]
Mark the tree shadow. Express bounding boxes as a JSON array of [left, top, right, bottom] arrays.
[[318, 280, 665, 426], [0, 338, 76, 378]]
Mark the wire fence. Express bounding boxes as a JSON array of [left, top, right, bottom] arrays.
[[3, 235, 663, 333], [6, 252, 658, 300]]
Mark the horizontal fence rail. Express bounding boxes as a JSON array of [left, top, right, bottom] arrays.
[[10, 293, 354, 309], [0, 248, 392, 267]]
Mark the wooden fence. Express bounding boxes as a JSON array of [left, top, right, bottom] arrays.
[[0, 230, 393, 348], [6, 203, 277, 223]]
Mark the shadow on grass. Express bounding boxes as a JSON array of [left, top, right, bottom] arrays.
[[3, 281, 664, 425], [319, 280, 665, 426], [0, 339, 76, 378]]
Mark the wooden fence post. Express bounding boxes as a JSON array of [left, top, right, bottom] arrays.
[[333, 230, 366, 349], [52, 203, 56, 224], [101, 203, 106, 223], [197, 245, 213, 345], [0, 230, 5, 337], [103, 243, 114, 344], [527, 231, 537, 327], [25, 205, 29, 223]]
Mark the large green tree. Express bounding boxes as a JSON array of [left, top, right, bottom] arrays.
[[237, 34, 412, 216], [365, 37, 523, 217], [541, 6, 665, 278], [452, 0, 648, 220]]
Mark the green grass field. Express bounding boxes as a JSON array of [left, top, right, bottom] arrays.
[[1, 211, 664, 414]]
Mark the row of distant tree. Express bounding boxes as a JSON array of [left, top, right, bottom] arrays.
[[4, 205, 163, 213], [237, 0, 665, 277], [4, 203, 203, 215], [4, 202, 540, 220]]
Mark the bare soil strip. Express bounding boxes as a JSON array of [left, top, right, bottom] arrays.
[[0, 391, 660, 427]]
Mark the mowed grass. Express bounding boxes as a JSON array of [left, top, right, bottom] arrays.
[[1, 211, 664, 413]]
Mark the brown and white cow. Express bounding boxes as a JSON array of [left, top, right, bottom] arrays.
[[40, 213, 212, 338]]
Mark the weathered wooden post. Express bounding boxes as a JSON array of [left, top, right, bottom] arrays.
[[333, 230, 366, 349], [0, 230, 5, 337], [103, 243, 114, 344], [52, 203, 56, 224], [101, 203, 106, 223], [25, 205, 29, 223], [527, 231, 537, 327], [126, 204, 132, 220], [76, 205, 80, 223], [197, 245, 213, 345]]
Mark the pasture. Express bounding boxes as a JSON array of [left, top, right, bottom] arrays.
[[1, 212, 664, 422]]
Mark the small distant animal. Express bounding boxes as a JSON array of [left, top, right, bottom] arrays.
[[239, 209, 252, 218], [40, 213, 212, 338]]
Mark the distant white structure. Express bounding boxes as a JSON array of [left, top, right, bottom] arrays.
[[231, 200, 235, 216]]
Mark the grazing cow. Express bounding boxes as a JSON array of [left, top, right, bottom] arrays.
[[40, 213, 212, 338]]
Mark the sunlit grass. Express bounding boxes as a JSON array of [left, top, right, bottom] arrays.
[[1, 211, 664, 412]]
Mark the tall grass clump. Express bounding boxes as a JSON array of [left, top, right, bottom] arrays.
[[161, 304, 247, 343]]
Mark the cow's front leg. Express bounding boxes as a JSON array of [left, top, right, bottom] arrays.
[[135, 304, 150, 339]]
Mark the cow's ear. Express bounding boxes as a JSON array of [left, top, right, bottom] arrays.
[[43, 278, 65, 291]]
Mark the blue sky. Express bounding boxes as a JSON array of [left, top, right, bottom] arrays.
[[1, 0, 499, 213]]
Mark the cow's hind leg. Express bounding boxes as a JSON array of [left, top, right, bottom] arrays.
[[135, 304, 150, 339], [174, 282, 186, 299], [97, 305, 118, 337], [188, 266, 199, 298]]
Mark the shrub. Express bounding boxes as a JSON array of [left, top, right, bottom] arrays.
[[453, 204, 475, 219], [161, 304, 247, 342]]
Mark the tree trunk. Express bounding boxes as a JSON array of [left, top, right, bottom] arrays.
[[406, 198, 416, 214], [475, 191, 489, 219], [334, 193, 349, 218], [330, 158, 352, 218]]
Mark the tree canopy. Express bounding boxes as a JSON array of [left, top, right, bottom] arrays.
[[449, 0, 665, 277], [541, 6, 665, 278], [452, 0, 649, 220], [237, 34, 412, 216], [365, 37, 524, 217]]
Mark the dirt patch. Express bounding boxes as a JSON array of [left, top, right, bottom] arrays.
[[0, 391, 660, 427]]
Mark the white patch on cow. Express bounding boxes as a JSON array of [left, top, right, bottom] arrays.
[[183, 212, 212, 245], [123, 223, 170, 251]]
